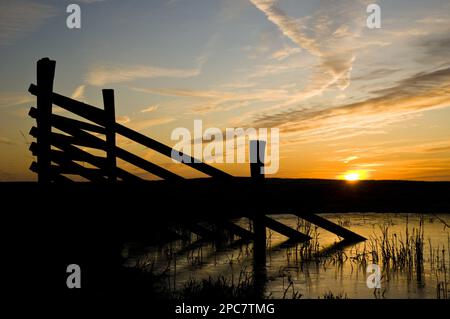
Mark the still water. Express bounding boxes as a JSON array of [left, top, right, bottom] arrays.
[[124, 213, 450, 299]]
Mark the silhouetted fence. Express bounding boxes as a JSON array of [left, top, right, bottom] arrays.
[[27, 58, 367, 271], [28, 58, 232, 183]]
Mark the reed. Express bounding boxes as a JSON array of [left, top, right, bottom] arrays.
[[369, 216, 425, 274], [174, 271, 257, 300], [320, 291, 348, 299]]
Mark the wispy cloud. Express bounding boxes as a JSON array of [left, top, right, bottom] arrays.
[[417, 33, 450, 66], [92, 1, 372, 118], [342, 156, 358, 163], [85, 31, 214, 96], [249, 0, 364, 103], [252, 67, 450, 141], [332, 140, 450, 181], [116, 115, 130, 124], [249, 0, 321, 56], [128, 117, 176, 131], [0, 137, 14, 145], [86, 64, 201, 86], [133, 87, 290, 113], [333, 139, 450, 160], [352, 68, 401, 82], [0, 92, 34, 108], [270, 45, 301, 61], [140, 105, 159, 113], [425, 145, 450, 153], [70, 85, 86, 101], [0, 0, 55, 46]]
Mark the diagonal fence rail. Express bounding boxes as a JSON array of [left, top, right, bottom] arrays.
[[28, 58, 232, 182], [27, 57, 366, 271]]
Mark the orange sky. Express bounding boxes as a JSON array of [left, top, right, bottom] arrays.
[[1, 0, 450, 181]]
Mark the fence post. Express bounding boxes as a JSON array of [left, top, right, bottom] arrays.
[[36, 58, 56, 184], [250, 140, 267, 297], [250, 140, 266, 266], [102, 89, 117, 182]]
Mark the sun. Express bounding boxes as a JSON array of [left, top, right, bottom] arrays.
[[339, 170, 368, 182], [344, 173, 360, 181]]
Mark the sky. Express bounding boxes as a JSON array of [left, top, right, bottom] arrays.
[[0, 0, 450, 181]]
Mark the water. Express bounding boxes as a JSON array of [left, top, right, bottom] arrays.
[[124, 213, 450, 299]]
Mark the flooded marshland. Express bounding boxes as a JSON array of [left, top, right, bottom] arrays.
[[123, 213, 450, 299]]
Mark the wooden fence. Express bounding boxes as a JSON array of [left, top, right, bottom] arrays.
[[27, 58, 366, 267], [28, 58, 233, 183]]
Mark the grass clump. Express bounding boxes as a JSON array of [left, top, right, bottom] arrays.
[[174, 273, 260, 300], [320, 291, 348, 299]]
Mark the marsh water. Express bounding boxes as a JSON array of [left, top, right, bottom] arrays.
[[124, 213, 450, 299]]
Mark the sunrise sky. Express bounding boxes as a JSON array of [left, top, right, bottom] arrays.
[[1, 0, 450, 181]]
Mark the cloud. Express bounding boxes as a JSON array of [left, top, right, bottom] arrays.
[[251, 67, 450, 141], [246, 58, 311, 79], [0, 1, 55, 46], [249, 0, 321, 56], [133, 87, 290, 113], [0, 92, 34, 108], [115, 114, 174, 131], [249, 0, 364, 103], [270, 45, 301, 61], [134, 88, 233, 99], [70, 85, 86, 100], [424, 145, 450, 153], [128, 117, 176, 131], [85, 28, 214, 88], [0, 137, 14, 145], [352, 68, 400, 81], [370, 67, 450, 97], [417, 13, 450, 26], [342, 156, 358, 163], [417, 34, 450, 66], [140, 105, 159, 113], [130, 1, 368, 116], [329, 139, 450, 179], [334, 140, 450, 161], [86, 64, 201, 86], [116, 115, 130, 124]]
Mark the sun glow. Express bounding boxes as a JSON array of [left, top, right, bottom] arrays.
[[344, 173, 360, 181], [340, 170, 369, 182]]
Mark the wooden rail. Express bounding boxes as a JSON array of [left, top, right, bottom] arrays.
[[27, 57, 368, 271], [28, 82, 232, 181]]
